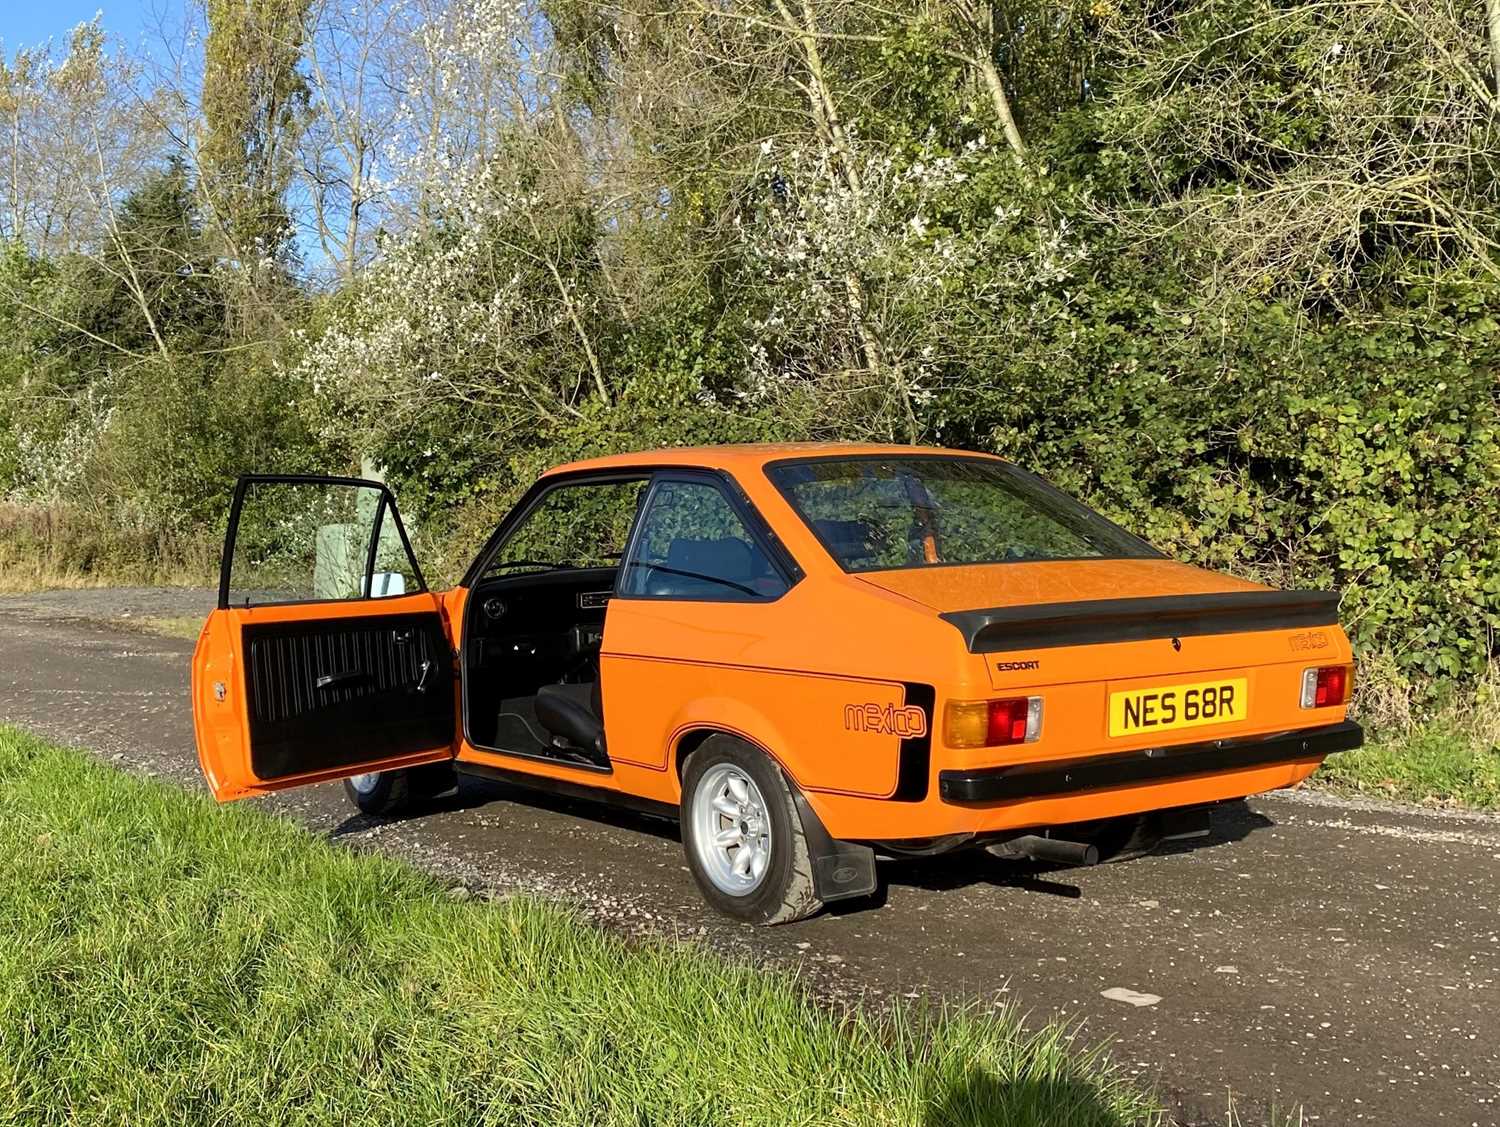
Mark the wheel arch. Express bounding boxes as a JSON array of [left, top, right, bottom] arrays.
[[673, 724, 792, 786], [669, 721, 843, 830]]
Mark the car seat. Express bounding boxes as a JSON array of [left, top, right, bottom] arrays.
[[813, 519, 880, 565], [642, 537, 754, 597], [534, 680, 607, 763]]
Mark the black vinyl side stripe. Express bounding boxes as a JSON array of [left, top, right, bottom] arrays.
[[892, 681, 936, 802], [941, 590, 1341, 654]]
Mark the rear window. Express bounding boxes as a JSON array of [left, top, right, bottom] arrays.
[[765, 457, 1158, 572]]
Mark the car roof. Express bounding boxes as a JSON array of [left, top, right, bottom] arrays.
[[542, 442, 1004, 477]]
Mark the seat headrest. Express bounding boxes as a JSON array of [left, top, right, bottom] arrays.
[[814, 519, 879, 562], [665, 537, 754, 581]]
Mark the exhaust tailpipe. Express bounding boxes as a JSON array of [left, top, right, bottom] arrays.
[[989, 834, 1099, 867]]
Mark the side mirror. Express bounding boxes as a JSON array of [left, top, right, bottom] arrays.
[[368, 571, 407, 597]]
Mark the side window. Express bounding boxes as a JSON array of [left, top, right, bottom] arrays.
[[225, 479, 422, 607], [484, 478, 648, 577], [620, 478, 788, 601]]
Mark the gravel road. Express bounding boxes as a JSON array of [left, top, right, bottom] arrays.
[[0, 588, 1495, 1127]]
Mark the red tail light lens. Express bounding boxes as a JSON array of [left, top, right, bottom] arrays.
[[988, 698, 1032, 744], [1300, 664, 1353, 708]]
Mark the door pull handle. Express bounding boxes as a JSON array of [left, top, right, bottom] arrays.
[[414, 659, 434, 694], [316, 670, 366, 690]]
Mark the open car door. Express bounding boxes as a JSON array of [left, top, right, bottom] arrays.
[[193, 474, 456, 801]]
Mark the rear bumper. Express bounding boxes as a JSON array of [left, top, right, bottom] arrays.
[[938, 721, 1362, 804]]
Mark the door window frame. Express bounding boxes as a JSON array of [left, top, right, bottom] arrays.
[[461, 469, 656, 588], [218, 473, 429, 610], [458, 468, 653, 764], [614, 469, 802, 604]]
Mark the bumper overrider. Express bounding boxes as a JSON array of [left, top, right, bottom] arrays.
[[938, 721, 1363, 804]]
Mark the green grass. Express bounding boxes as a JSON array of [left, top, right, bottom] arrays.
[[1311, 721, 1500, 810], [0, 727, 1161, 1127], [1314, 657, 1500, 810]]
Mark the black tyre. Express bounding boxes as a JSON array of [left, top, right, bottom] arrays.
[[342, 762, 456, 817], [680, 735, 823, 925]]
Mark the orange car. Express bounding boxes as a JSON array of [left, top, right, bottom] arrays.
[[193, 444, 1360, 923]]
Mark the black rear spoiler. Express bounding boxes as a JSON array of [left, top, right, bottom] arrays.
[[940, 590, 1341, 654]]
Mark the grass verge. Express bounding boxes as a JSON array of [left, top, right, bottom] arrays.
[[1313, 660, 1500, 810], [0, 726, 1161, 1127], [1310, 722, 1500, 810], [0, 503, 213, 593]]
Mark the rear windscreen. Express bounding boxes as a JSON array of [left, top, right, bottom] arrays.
[[765, 457, 1159, 573]]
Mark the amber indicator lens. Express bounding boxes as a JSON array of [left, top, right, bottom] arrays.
[[1300, 664, 1353, 708], [944, 697, 1042, 748]]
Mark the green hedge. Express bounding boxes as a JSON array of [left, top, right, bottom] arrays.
[[936, 270, 1499, 687]]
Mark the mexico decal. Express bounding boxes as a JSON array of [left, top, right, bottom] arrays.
[[843, 701, 928, 739]]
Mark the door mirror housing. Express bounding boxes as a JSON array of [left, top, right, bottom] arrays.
[[368, 571, 407, 597]]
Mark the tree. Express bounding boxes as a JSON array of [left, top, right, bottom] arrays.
[[1093, 0, 1500, 300], [0, 20, 163, 255], [1489, 0, 1500, 94], [297, 0, 407, 280], [70, 159, 223, 358], [199, 0, 312, 270]]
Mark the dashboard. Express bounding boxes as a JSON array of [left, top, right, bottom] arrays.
[[465, 567, 619, 717]]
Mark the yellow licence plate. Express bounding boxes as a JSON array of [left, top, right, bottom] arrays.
[[1108, 678, 1248, 738]]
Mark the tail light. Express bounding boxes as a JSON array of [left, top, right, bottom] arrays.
[[944, 697, 1043, 748], [1300, 664, 1353, 709]]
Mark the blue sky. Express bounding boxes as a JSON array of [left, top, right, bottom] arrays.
[[4, 0, 164, 55]]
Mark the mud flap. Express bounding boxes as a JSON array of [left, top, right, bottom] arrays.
[[792, 789, 878, 902]]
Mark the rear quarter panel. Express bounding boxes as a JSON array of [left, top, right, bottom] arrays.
[[602, 658, 911, 796], [600, 577, 964, 799]]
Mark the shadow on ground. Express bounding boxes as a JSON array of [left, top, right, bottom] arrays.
[[331, 775, 1276, 921], [877, 799, 1275, 900], [924, 1064, 1140, 1127], [329, 773, 682, 844]]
